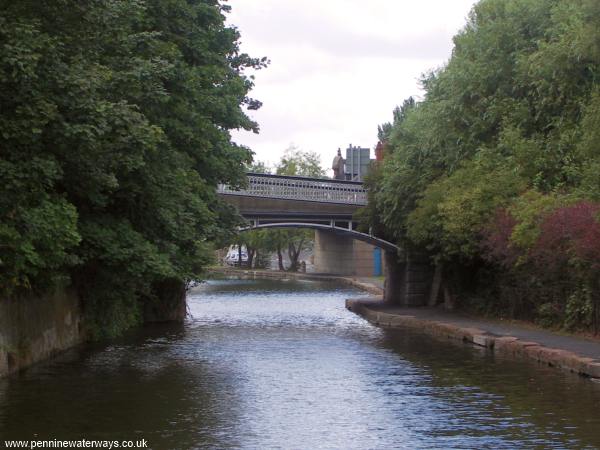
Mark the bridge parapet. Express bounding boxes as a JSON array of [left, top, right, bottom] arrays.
[[218, 173, 367, 205]]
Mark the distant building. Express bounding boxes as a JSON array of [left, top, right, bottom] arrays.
[[330, 144, 376, 181], [344, 144, 371, 181]]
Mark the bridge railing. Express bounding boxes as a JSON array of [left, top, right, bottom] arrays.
[[218, 173, 368, 205]]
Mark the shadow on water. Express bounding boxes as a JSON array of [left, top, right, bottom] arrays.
[[0, 323, 244, 448]]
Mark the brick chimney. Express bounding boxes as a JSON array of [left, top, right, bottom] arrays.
[[375, 141, 385, 161]]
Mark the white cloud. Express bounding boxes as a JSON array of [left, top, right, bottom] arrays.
[[227, 0, 478, 175]]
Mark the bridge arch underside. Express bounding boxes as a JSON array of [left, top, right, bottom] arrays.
[[239, 222, 398, 253], [239, 221, 397, 278]]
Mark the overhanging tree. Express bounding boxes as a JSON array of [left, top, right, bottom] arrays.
[[0, 0, 265, 337]]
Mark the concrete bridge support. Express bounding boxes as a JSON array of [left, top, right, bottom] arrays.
[[313, 230, 377, 277], [383, 250, 433, 306], [314, 230, 433, 306]]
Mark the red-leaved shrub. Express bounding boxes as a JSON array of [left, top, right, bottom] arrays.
[[481, 208, 520, 267], [532, 201, 600, 271]]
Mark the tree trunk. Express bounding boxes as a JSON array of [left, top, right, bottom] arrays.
[[443, 284, 455, 310], [277, 245, 285, 271], [287, 237, 304, 272], [429, 263, 443, 306], [288, 243, 298, 272], [247, 248, 255, 269]]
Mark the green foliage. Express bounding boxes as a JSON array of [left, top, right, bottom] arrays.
[[507, 191, 566, 253], [576, 89, 600, 200], [355, 162, 390, 239], [536, 302, 563, 329], [377, 97, 416, 143], [238, 229, 270, 268], [565, 286, 593, 331], [275, 145, 326, 178], [371, 0, 600, 256], [247, 161, 271, 174], [0, 0, 264, 337], [408, 154, 526, 259], [362, 0, 600, 332]]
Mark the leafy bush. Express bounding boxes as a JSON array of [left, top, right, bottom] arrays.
[[1, 0, 264, 337], [364, 0, 600, 332]]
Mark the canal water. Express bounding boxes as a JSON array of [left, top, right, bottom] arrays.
[[2, 277, 600, 449]]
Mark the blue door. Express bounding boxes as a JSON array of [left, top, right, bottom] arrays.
[[373, 247, 382, 276]]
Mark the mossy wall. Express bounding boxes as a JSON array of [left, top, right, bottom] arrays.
[[0, 287, 84, 377]]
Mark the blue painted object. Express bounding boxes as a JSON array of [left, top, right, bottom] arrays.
[[373, 247, 382, 276]]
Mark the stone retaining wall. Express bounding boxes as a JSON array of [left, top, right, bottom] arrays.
[[346, 298, 600, 380], [0, 288, 84, 377]]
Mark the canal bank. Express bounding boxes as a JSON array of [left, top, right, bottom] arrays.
[[346, 298, 600, 381]]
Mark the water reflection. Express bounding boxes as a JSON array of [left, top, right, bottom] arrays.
[[1, 277, 599, 449]]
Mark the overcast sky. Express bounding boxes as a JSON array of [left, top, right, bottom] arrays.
[[227, 0, 478, 175]]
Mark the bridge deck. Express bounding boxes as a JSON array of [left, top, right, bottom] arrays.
[[218, 172, 367, 206], [217, 172, 399, 252]]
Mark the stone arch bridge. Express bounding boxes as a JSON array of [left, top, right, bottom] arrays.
[[218, 173, 433, 306]]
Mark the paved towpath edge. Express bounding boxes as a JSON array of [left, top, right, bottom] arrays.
[[346, 297, 600, 381]]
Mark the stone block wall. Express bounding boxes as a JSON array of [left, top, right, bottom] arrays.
[[383, 250, 434, 306], [0, 288, 84, 377]]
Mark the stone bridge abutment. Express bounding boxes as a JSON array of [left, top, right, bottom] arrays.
[[383, 250, 434, 306]]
